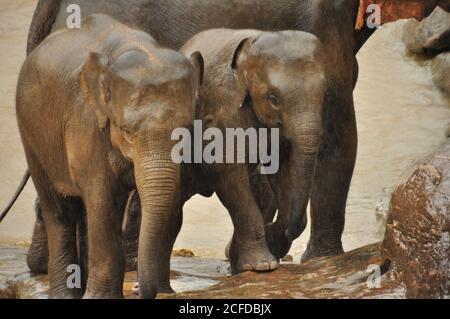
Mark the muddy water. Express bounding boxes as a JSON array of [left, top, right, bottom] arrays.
[[0, 1, 449, 263]]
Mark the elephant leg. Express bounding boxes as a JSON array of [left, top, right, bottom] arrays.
[[77, 208, 88, 293], [82, 186, 127, 299], [250, 172, 278, 224], [215, 166, 278, 274], [224, 172, 277, 260], [25, 151, 81, 299], [26, 198, 49, 274], [302, 91, 357, 262], [42, 207, 81, 299], [158, 206, 182, 294], [122, 191, 141, 272]]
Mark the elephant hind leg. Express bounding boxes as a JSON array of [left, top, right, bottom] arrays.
[[27, 198, 49, 274]]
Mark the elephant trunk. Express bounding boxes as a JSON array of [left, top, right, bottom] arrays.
[[134, 139, 178, 299], [269, 112, 321, 258], [286, 113, 322, 240]]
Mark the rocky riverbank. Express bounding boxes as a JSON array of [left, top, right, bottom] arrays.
[[403, 6, 450, 97], [0, 243, 405, 299]]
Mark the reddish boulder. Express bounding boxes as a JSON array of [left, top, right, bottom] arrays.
[[382, 141, 450, 298]]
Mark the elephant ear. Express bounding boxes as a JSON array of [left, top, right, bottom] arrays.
[[231, 37, 252, 71], [231, 38, 253, 110], [190, 51, 205, 97], [80, 52, 112, 130]]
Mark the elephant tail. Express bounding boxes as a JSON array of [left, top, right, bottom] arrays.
[[0, 170, 30, 223], [27, 0, 62, 56]]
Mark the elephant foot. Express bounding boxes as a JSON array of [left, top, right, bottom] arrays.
[[129, 282, 176, 296], [301, 240, 344, 263], [27, 220, 49, 274], [230, 239, 279, 274], [49, 287, 83, 299], [264, 222, 293, 259], [158, 283, 176, 294]]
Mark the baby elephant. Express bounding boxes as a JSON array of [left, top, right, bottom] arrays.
[[180, 29, 326, 260], [16, 14, 202, 299]]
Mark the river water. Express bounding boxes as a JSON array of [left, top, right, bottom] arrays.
[[0, 0, 449, 262]]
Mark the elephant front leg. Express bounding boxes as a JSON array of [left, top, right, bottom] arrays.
[[302, 93, 357, 262], [215, 166, 278, 274], [82, 187, 127, 299]]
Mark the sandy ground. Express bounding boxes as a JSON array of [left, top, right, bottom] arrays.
[[0, 1, 449, 260]]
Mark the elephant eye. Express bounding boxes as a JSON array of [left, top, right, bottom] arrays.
[[267, 93, 280, 109], [120, 126, 132, 136]]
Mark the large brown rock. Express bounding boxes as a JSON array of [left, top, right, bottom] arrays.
[[382, 140, 450, 298]]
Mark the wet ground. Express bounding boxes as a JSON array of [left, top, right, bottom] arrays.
[[0, 243, 406, 299], [0, 0, 449, 298]]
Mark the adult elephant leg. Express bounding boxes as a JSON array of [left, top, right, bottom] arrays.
[[27, 198, 49, 274], [302, 87, 357, 262], [215, 165, 278, 274], [82, 184, 127, 299]]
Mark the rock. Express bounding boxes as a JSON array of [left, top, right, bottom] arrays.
[[172, 249, 195, 258], [170, 243, 405, 299], [403, 7, 450, 54], [403, 19, 423, 54], [381, 140, 450, 298], [417, 6, 450, 53], [281, 255, 294, 263], [432, 52, 450, 96]]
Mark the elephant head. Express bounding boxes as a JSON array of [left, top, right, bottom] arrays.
[[231, 31, 326, 258], [80, 49, 203, 298]]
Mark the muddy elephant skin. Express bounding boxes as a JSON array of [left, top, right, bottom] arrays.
[[17, 14, 202, 299]]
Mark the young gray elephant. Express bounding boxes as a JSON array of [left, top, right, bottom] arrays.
[[180, 29, 326, 260], [16, 14, 203, 299]]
